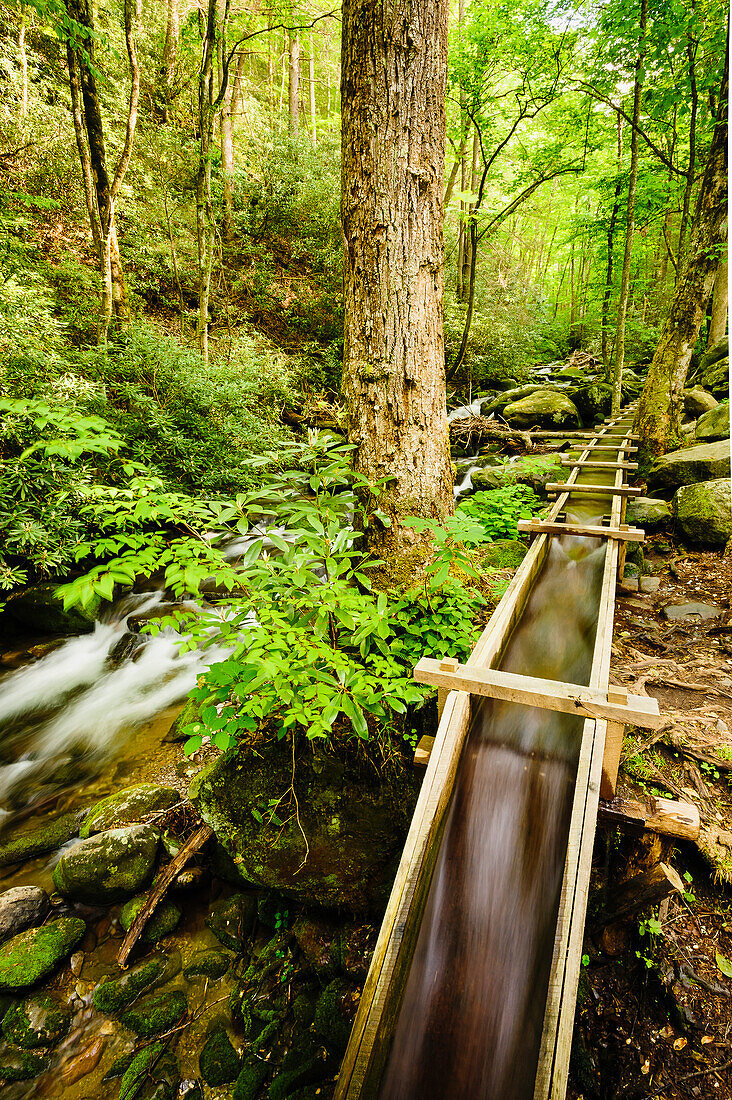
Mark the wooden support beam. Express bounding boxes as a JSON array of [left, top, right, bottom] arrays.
[[546, 483, 642, 497], [568, 445, 638, 453], [600, 684, 627, 798], [604, 862, 683, 923], [560, 458, 638, 470], [527, 431, 640, 441], [413, 659, 662, 729], [413, 735, 435, 768], [517, 519, 645, 542], [598, 797, 700, 841]]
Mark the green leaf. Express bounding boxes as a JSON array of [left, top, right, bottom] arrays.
[[716, 953, 732, 978]]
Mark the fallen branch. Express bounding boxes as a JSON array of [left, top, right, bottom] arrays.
[[117, 823, 213, 967]]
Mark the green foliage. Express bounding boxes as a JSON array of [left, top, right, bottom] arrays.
[[457, 484, 541, 541]]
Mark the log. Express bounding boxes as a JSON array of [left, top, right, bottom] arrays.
[[517, 519, 645, 542], [604, 862, 683, 923], [546, 482, 642, 497], [598, 797, 700, 840], [117, 824, 213, 967]]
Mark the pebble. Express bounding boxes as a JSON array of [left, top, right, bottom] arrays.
[[639, 576, 661, 593], [70, 951, 84, 977], [61, 1037, 106, 1085]]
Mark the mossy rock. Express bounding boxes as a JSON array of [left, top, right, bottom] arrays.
[[119, 1043, 178, 1100], [206, 893, 256, 952], [233, 1057, 269, 1100], [695, 399, 730, 442], [478, 539, 527, 572], [199, 1022, 240, 1086], [163, 696, 204, 744], [183, 949, 232, 981], [625, 497, 672, 532], [52, 824, 159, 904], [2, 993, 71, 1048], [647, 440, 730, 492], [5, 583, 101, 635], [190, 742, 418, 912], [268, 1045, 325, 1100], [0, 886, 49, 944], [313, 979, 357, 1058], [0, 813, 84, 868], [502, 390, 581, 430], [0, 917, 86, 991], [470, 455, 563, 495], [93, 954, 170, 1015], [674, 478, 732, 547], [292, 991, 317, 1026], [81, 786, 179, 838], [119, 990, 187, 1038], [0, 1041, 48, 1081], [119, 895, 181, 944], [103, 1051, 136, 1080]]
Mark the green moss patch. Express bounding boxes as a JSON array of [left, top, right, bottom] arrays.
[[119, 989, 187, 1037], [2, 993, 71, 1048], [0, 918, 86, 991], [93, 955, 168, 1015], [199, 1022, 240, 1086], [80, 785, 179, 838], [0, 813, 84, 867], [119, 895, 181, 944], [182, 949, 232, 981]]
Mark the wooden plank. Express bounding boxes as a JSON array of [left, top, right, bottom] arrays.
[[413, 736, 435, 768], [597, 797, 700, 841], [517, 519, 644, 542], [523, 431, 639, 441], [604, 863, 683, 922], [413, 659, 662, 729], [560, 458, 638, 470], [568, 444, 638, 453], [546, 483, 642, 497]]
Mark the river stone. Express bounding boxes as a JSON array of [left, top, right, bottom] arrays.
[[0, 917, 86, 991], [119, 894, 181, 944], [0, 812, 84, 867], [470, 454, 563, 494], [674, 478, 732, 547], [0, 1041, 48, 1081], [191, 743, 418, 912], [695, 400, 730, 442], [502, 391, 581, 430], [483, 383, 544, 412], [183, 949, 232, 981], [0, 887, 48, 943], [2, 993, 71, 1048], [119, 989, 187, 1037], [647, 440, 730, 491], [206, 893, 256, 952], [52, 825, 159, 904], [4, 584, 101, 635], [80, 785, 180, 838], [625, 497, 672, 531], [199, 1022, 240, 1086], [119, 1042, 177, 1100], [662, 601, 722, 622], [683, 386, 718, 418], [93, 953, 177, 1014]]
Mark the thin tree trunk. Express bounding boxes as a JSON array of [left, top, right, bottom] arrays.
[[19, 5, 28, 127], [611, 0, 647, 415], [601, 112, 623, 377], [341, 0, 453, 572], [309, 34, 317, 147], [636, 59, 727, 459], [676, 10, 698, 277], [707, 253, 728, 346], [160, 0, 179, 122], [288, 31, 299, 138]]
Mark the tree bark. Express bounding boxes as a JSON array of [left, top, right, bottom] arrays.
[[601, 112, 623, 377], [19, 5, 28, 128], [707, 252, 728, 346], [341, 0, 453, 573], [636, 58, 728, 460], [288, 30, 299, 138], [676, 9, 698, 277], [160, 0, 179, 122], [308, 33, 317, 147]]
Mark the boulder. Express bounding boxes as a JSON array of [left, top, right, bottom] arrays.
[[698, 337, 728, 374], [80, 785, 179, 838], [683, 386, 718, 418], [695, 400, 730, 442], [0, 918, 86, 991], [119, 989, 187, 1037], [483, 383, 544, 413], [4, 584, 101, 635], [183, 949, 232, 981], [119, 894, 181, 944], [569, 383, 612, 424], [698, 354, 729, 397], [190, 744, 418, 912], [52, 824, 159, 904], [93, 952, 178, 1014], [199, 1022, 240, 1086], [0, 887, 48, 943], [0, 812, 84, 867], [470, 455, 563, 494], [2, 993, 71, 1048], [502, 391, 581, 430], [674, 479, 732, 547], [647, 440, 730, 492], [625, 497, 672, 532]]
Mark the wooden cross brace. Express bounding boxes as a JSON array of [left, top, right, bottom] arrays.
[[414, 657, 662, 729]]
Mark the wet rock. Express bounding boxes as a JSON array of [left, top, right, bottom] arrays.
[[0, 886, 49, 943], [107, 632, 146, 668], [233, 1058, 269, 1100], [470, 454, 563, 494], [647, 440, 730, 492], [625, 497, 672, 532], [695, 399, 730, 442], [163, 697, 203, 744], [103, 1051, 136, 1080], [93, 953, 176, 1014], [0, 1041, 48, 1081], [52, 824, 159, 904], [675, 478, 732, 547], [80, 785, 179, 838], [268, 1043, 325, 1100], [191, 742, 418, 912], [570, 383, 613, 424], [2, 992, 71, 1048], [183, 949, 232, 981], [313, 978, 357, 1057], [479, 539, 528, 571], [683, 386, 718, 418], [69, 951, 84, 977], [292, 914, 341, 980], [119, 1042, 177, 1100], [178, 1081, 203, 1100], [199, 1021, 240, 1086], [119, 895, 181, 944], [206, 893, 257, 952], [119, 989, 187, 1037], [662, 602, 722, 622], [4, 584, 101, 635], [0, 812, 84, 868], [502, 390, 581, 430], [60, 1037, 107, 1085], [0, 917, 86, 991]]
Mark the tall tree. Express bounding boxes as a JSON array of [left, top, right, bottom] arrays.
[[341, 0, 453, 571], [636, 53, 728, 459]]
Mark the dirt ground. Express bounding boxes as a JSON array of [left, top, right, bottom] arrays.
[[568, 539, 732, 1100]]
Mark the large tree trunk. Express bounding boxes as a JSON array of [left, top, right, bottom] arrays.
[[636, 60, 728, 460], [707, 253, 728, 346], [341, 0, 453, 574], [611, 0, 647, 415]]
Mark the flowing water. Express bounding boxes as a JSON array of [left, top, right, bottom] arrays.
[[381, 518, 608, 1100]]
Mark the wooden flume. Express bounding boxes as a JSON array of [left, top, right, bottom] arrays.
[[334, 409, 684, 1100]]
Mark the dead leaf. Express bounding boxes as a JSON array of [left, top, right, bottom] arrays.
[[715, 952, 732, 978], [673, 1037, 687, 1051], [659, 1025, 675, 1040], [701, 1035, 714, 1045]]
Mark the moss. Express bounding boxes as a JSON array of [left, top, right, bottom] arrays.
[[52, 825, 159, 904], [119, 990, 187, 1037], [205, 893, 256, 952], [119, 1043, 164, 1100], [0, 917, 86, 991], [103, 1051, 136, 1080], [478, 539, 527, 572], [199, 1022, 240, 1086], [268, 1045, 323, 1100], [292, 992, 317, 1026], [183, 949, 232, 981], [80, 786, 179, 838], [0, 1042, 48, 1081], [0, 812, 84, 867], [313, 979, 355, 1057], [119, 895, 181, 944], [93, 956, 168, 1015], [233, 1057, 268, 1100], [2, 993, 71, 1048]]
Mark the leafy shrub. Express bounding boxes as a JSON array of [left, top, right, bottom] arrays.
[[457, 484, 540, 540]]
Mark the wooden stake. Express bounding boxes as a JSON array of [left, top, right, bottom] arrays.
[[598, 797, 700, 841], [414, 735, 435, 768], [604, 862, 683, 923]]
